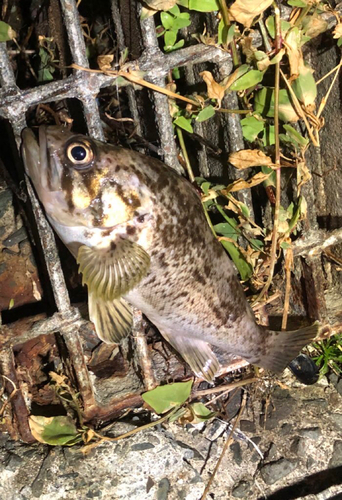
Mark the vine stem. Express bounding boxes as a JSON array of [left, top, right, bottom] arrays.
[[257, 2, 281, 302], [176, 126, 195, 182]]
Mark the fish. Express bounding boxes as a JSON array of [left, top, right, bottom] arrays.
[[21, 125, 319, 381]]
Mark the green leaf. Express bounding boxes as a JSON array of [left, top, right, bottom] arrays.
[[280, 241, 291, 249], [214, 221, 240, 241], [221, 240, 253, 281], [288, 197, 303, 232], [250, 239, 264, 251], [167, 39, 185, 51], [241, 115, 265, 142], [168, 407, 187, 423], [0, 21, 16, 42], [283, 124, 309, 147], [177, 0, 189, 6], [226, 24, 236, 45], [189, 0, 219, 11], [173, 13, 191, 30], [168, 4, 180, 15], [291, 64, 317, 107], [288, 0, 307, 6], [164, 29, 177, 47], [255, 87, 298, 122], [142, 380, 193, 414], [337, 38, 342, 48], [196, 105, 216, 122], [239, 202, 250, 218], [201, 181, 211, 195], [29, 415, 82, 446], [173, 67, 181, 79], [190, 403, 216, 423], [161, 12, 175, 30], [265, 16, 291, 39], [174, 115, 193, 133], [261, 165, 276, 187], [261, 124, 275, 147], [229, 70, 264, 91]]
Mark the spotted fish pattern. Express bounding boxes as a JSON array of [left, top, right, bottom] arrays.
[[22, 126, 318, 381]]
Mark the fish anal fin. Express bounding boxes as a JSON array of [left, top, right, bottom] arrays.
[[89, 291, 132, 344], [258, 322, 320, 373], [162, 332, 220, 382]]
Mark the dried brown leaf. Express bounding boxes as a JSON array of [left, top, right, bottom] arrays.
[[97, 55, 114, 72], [284, 28, 303, 79], [224, 171, 271, 193], [144, 0, 177, 10], [229, 149, 273, 169], [333, 23, 342, 39], [229, 0, 273, 28], [304, 16, 328, 39], [200, 71, 226, 107]]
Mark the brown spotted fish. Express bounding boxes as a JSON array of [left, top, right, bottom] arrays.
[[22, 126, 318, 381]]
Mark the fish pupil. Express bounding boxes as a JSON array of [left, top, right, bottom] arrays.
[[71, 146, 87, 161]]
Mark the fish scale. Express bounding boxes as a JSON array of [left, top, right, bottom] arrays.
[[22, 125, 319, 381]]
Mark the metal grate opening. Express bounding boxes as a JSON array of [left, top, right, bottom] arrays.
[[1, 0, 341, 443]]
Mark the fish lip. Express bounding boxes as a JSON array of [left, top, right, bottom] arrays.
[[21, 127, 39, 176]]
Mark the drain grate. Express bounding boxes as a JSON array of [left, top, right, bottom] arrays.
[[0, 0, 246, 442], [1, 0, 341, 443]]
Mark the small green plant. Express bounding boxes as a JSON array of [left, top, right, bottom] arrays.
[[312, 335, 342, 376]]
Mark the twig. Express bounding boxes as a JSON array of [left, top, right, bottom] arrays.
[[70, 63, 201, 107], [0, 375, 18, 417], [252, 292, 281, 311], [281, 245, 293, 330], [316, 59, 342, 85], [216, 108, 250, 114], [192, 376, 257, 398], [191, 377, 259, 399], [200, 391, 247, 500], [316, 57, 342, 119]]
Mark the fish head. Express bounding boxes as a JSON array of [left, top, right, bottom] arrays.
[[21, 125, 153, 235]]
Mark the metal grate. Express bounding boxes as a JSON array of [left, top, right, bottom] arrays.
[[1, 0, 341, 443], [0, 0, 248, 442]]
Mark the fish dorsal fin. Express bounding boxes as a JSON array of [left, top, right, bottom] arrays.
[[77, 239, 150, 301], [88, 291, 132, 343], [162, 332, 220, 382]]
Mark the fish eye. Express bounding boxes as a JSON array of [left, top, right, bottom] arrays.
[[66, 140, 94, 169]]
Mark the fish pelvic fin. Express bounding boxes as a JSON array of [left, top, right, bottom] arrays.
[[256, 322, 320, 373], [88, 291, 133, 343], [77, 240, 150, 343], [162, 332, 220, 382], [77, 240, 150, 301]]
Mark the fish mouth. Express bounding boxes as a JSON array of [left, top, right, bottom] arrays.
[[22, 125, 61, 193]]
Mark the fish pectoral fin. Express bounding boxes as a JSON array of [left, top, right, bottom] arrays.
[[77, 239, 150, 300], [88, 291, 133, 343], [256, 322, 320, 373], [162, 332, 220, 383]]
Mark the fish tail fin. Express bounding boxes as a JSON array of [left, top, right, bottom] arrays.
[[257, 322, 320, 373]]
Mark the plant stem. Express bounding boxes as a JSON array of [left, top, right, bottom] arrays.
[[258, 19, 272, 53], [176, 126, 195, 183], [257, 2, 281, 302], [216, 108, 250, 114]]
